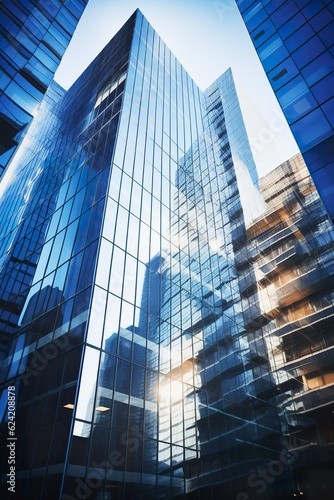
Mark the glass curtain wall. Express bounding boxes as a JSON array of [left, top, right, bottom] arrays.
[[1, 8, 334, 500], [235, 0, 334, 220], [0, 11, 136, 498], [0, 0, 89, 174]]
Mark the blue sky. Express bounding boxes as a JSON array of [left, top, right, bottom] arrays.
[[55, 0, 299, 176]]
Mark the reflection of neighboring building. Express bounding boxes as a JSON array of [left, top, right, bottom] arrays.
[[1, 8, 334, 500], [0, 11, 134, 497], [245, 153, 334, 497], [189, 73, 286, 498], [0, 81, 66, 373], [21, 284, 64, 332]]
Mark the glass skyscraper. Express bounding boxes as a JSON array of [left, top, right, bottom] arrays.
[[1, 8, 334, 500], [0, 0, 89, 175], [235, 0, 334, 220]]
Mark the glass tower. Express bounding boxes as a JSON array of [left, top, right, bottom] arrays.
[[0, 0, 89, 175], [235, 0, 334, 220], [1, 9, 334, 500]]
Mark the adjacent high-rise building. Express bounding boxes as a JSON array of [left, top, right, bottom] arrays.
[[0, 8, 334, 500], [245, 153, 334, 498], [235, 0, 334, 220], [0, 0, 89, 175]]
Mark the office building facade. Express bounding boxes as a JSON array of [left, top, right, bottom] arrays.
[[0, 0, 88, 175], [235, 0, 334, 220], [245, 153, 334, 498], [0, 9, 334, 500]]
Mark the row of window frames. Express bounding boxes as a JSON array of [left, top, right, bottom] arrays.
[[116, 117, 199, 175], [4, 158, 230, 256], [29, 224, 228, 320], [112, 167, 188, 215], [3, 15, 77, 73], [124, 85, 197, 141], [21, 157, 225, 246], [17, 345, 194, 411], [244, 0, 331, 37], [126, 69, 202, 138], [119, 103, 196, 167], [265, 33, 333, 85], [94, 249, 228, 312], [17, 357, 170, 420], [5, 0, 85, 26], [8, 219, 230, 308], [127, 37, 204, 104], [2, 17, 69, 66], [64, 433, 198, 473], [13, 167, 222, 286], [90, 252, 227, 331], [114, 133, 222, 193], [12, 286, 237, 386], [4, 45, 57, 94], [76, 355, 227, 418], [269, 62, 334, 116], [33, 130, 117, 213], [98, 222, 225, 279], [2, 3, 72, 43], [45, 175, 208, 251], [84, 91, 204, 167], [85, 314, 205, 374], [131, 50, 202, 109], [134, 26, 202, 103], [30, 200, 103, 285], [0, 170, 70, 260]]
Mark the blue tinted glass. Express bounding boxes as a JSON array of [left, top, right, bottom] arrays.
[[292, 36, 326, 70], [268, 57, 299, 90], [251, 18, 276, 48], [270, 1, 299, 28], [15, 73, 43, 100], [258, 34, 289, 72], [27, 57, 53, 80], [2, 15, 20, 35], [56, 11, 75, 35], [246, 4, 268, 32], [321, 97, 334, 128], [302, 1, 323, 18], [49, 22, 69, 47], [43, 32, 65, 57], [291, 108, 332, 149], [310, 8, 334, 31], [236, 0, 255, 13], [311, 73, 334, 105], [301, 51, 334, 85], [243, 2, 262, 23], [0, 93, 32, 124], [318, 21, 334, 47], [278, 11, 306, 39], [34, 46, 58, 72], [311, 165, 334, 219], [15, 30, 37, 52], [285, 23, 315, 52], [264, 0, 286, 15]]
